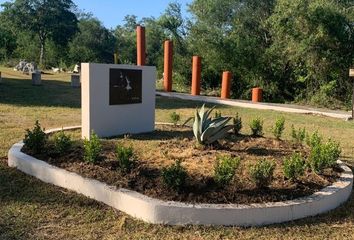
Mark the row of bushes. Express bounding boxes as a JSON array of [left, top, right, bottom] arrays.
[[170, 111, 287, 139], [24, 121, 341, 192]]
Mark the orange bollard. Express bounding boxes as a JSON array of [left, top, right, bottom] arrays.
[[221, 71, 232, 99], [136, 25, 146, 66], [252, 87, 263, 103], [163, 40, 173, 92], [191, 56, 201, 96]]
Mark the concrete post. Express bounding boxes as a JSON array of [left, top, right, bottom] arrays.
[[252, 87, 263, 103], [136, 25, 146, 66], [32, 71, 41, 86], [221, 71, 232, 99], [163, 40, 173, 92], [191, 56, 201, 96], [71, 74, 81, 88]]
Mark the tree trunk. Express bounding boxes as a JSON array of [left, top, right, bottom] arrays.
[[39, 39, 45, 68]]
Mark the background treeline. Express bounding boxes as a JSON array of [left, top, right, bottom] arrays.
[[0, 0, 353, 108]]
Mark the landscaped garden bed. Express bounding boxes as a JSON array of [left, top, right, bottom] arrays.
[[21, 106, 344, 205]]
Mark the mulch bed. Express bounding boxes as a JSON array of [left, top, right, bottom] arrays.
[[22, 125, 341, 204]]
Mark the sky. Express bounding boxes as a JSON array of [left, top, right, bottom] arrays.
[[0, 0, 192, 29]]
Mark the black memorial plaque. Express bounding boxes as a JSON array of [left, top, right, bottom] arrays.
[[109, 68, 142, 105]]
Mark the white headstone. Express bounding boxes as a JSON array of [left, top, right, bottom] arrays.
[[32, 71, 41, 85], [71, 74, 81, 88], [81, 63, 156, 139]]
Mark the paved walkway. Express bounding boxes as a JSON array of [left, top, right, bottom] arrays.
[[157, 91, 352, 120]]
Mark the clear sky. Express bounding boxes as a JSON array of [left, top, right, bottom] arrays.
[[0, 0, 192, 29]]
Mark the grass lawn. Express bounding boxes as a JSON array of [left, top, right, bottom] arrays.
[[1, 66, 354, 239]]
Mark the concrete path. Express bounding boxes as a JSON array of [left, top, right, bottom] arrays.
[[157, 91, 352, 120]]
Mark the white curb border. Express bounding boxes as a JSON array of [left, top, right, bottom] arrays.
[[156, 91, 352, 120], [8, 126, 353, 226]]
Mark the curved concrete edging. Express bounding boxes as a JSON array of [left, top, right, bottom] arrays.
[[156, 91, 352, 120], [8, 126, 353, 226]]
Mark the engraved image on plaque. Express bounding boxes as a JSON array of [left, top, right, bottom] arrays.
[[109, 68, 142, 105]]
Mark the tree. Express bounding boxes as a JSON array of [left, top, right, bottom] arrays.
[[68, 15, 116, 64], [1, 0, 78, 67], [269, 0, 354, 106]]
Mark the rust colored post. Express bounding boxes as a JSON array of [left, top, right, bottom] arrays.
[[252, 87, 263, 103], [221, 71, 232, 99], [136, 25, 146, 66], [163, 40, 173, 92], [191, 56, 201, 96]]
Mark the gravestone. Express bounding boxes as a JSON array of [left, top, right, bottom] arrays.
[[32, 71, 41, 85], [81, 63, 156, 139], [71, 74, 80, 88]]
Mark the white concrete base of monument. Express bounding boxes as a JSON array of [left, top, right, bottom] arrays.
[[8, 126, 353, 226]]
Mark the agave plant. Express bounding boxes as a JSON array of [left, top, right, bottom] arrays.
[[193, 105, 234, 145]]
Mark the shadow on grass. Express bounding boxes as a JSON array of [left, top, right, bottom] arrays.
[[0, 77, 80, 108], [156, 96, 222, 110]]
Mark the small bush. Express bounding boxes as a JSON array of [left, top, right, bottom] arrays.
[[116, 144, 134, 172], [272, 117, 285, 140], [23, 120, 47, 154], [249, 159, 275, 188], [309, 138, 341, 174], [306, 131, 322, 148], [249, 118, 264, 137], [52, 130, 72, 155], [83, 132, 102, 164], [283, 153, 306, 181], [233, 113, 242, 135], [214, 155, 241, 186], [162, 160, 187, 191], [291, 125, 306, 144], [169, 112, 181, 125]]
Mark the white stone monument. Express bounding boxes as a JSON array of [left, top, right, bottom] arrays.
[[81, 63, 156, 139]]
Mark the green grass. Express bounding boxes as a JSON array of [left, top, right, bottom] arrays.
[[1, 67, 354, 239]]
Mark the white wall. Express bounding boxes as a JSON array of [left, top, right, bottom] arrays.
[[81, 63, 156, 139]]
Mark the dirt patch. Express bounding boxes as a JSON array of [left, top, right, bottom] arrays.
[[23, 125, 341, 204]]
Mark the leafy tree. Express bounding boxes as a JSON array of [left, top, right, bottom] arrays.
[[268, 0, 354, 106], [69, 15, 116, 64], [1, 0, 78, 67]]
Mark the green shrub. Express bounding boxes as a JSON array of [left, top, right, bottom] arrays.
[[53, 130, 72, 155], [193, 104, 233, 145], [233, 113, 242, 135], [309, 138, 341, 174], [249, 159, 275, 188], [291, 125, 306, 144], [214, 155, 241, 186], [306, 131, 322, 148], [116, 144, 134, 172], [83, 132, 102, 164], [272, 117, 285, 140], [249, 118, 264, 137], [162, 160, 187, 191], [283, 153, 306, 181], [169, 112, 181, 125], [23, 120, 47, 154]]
